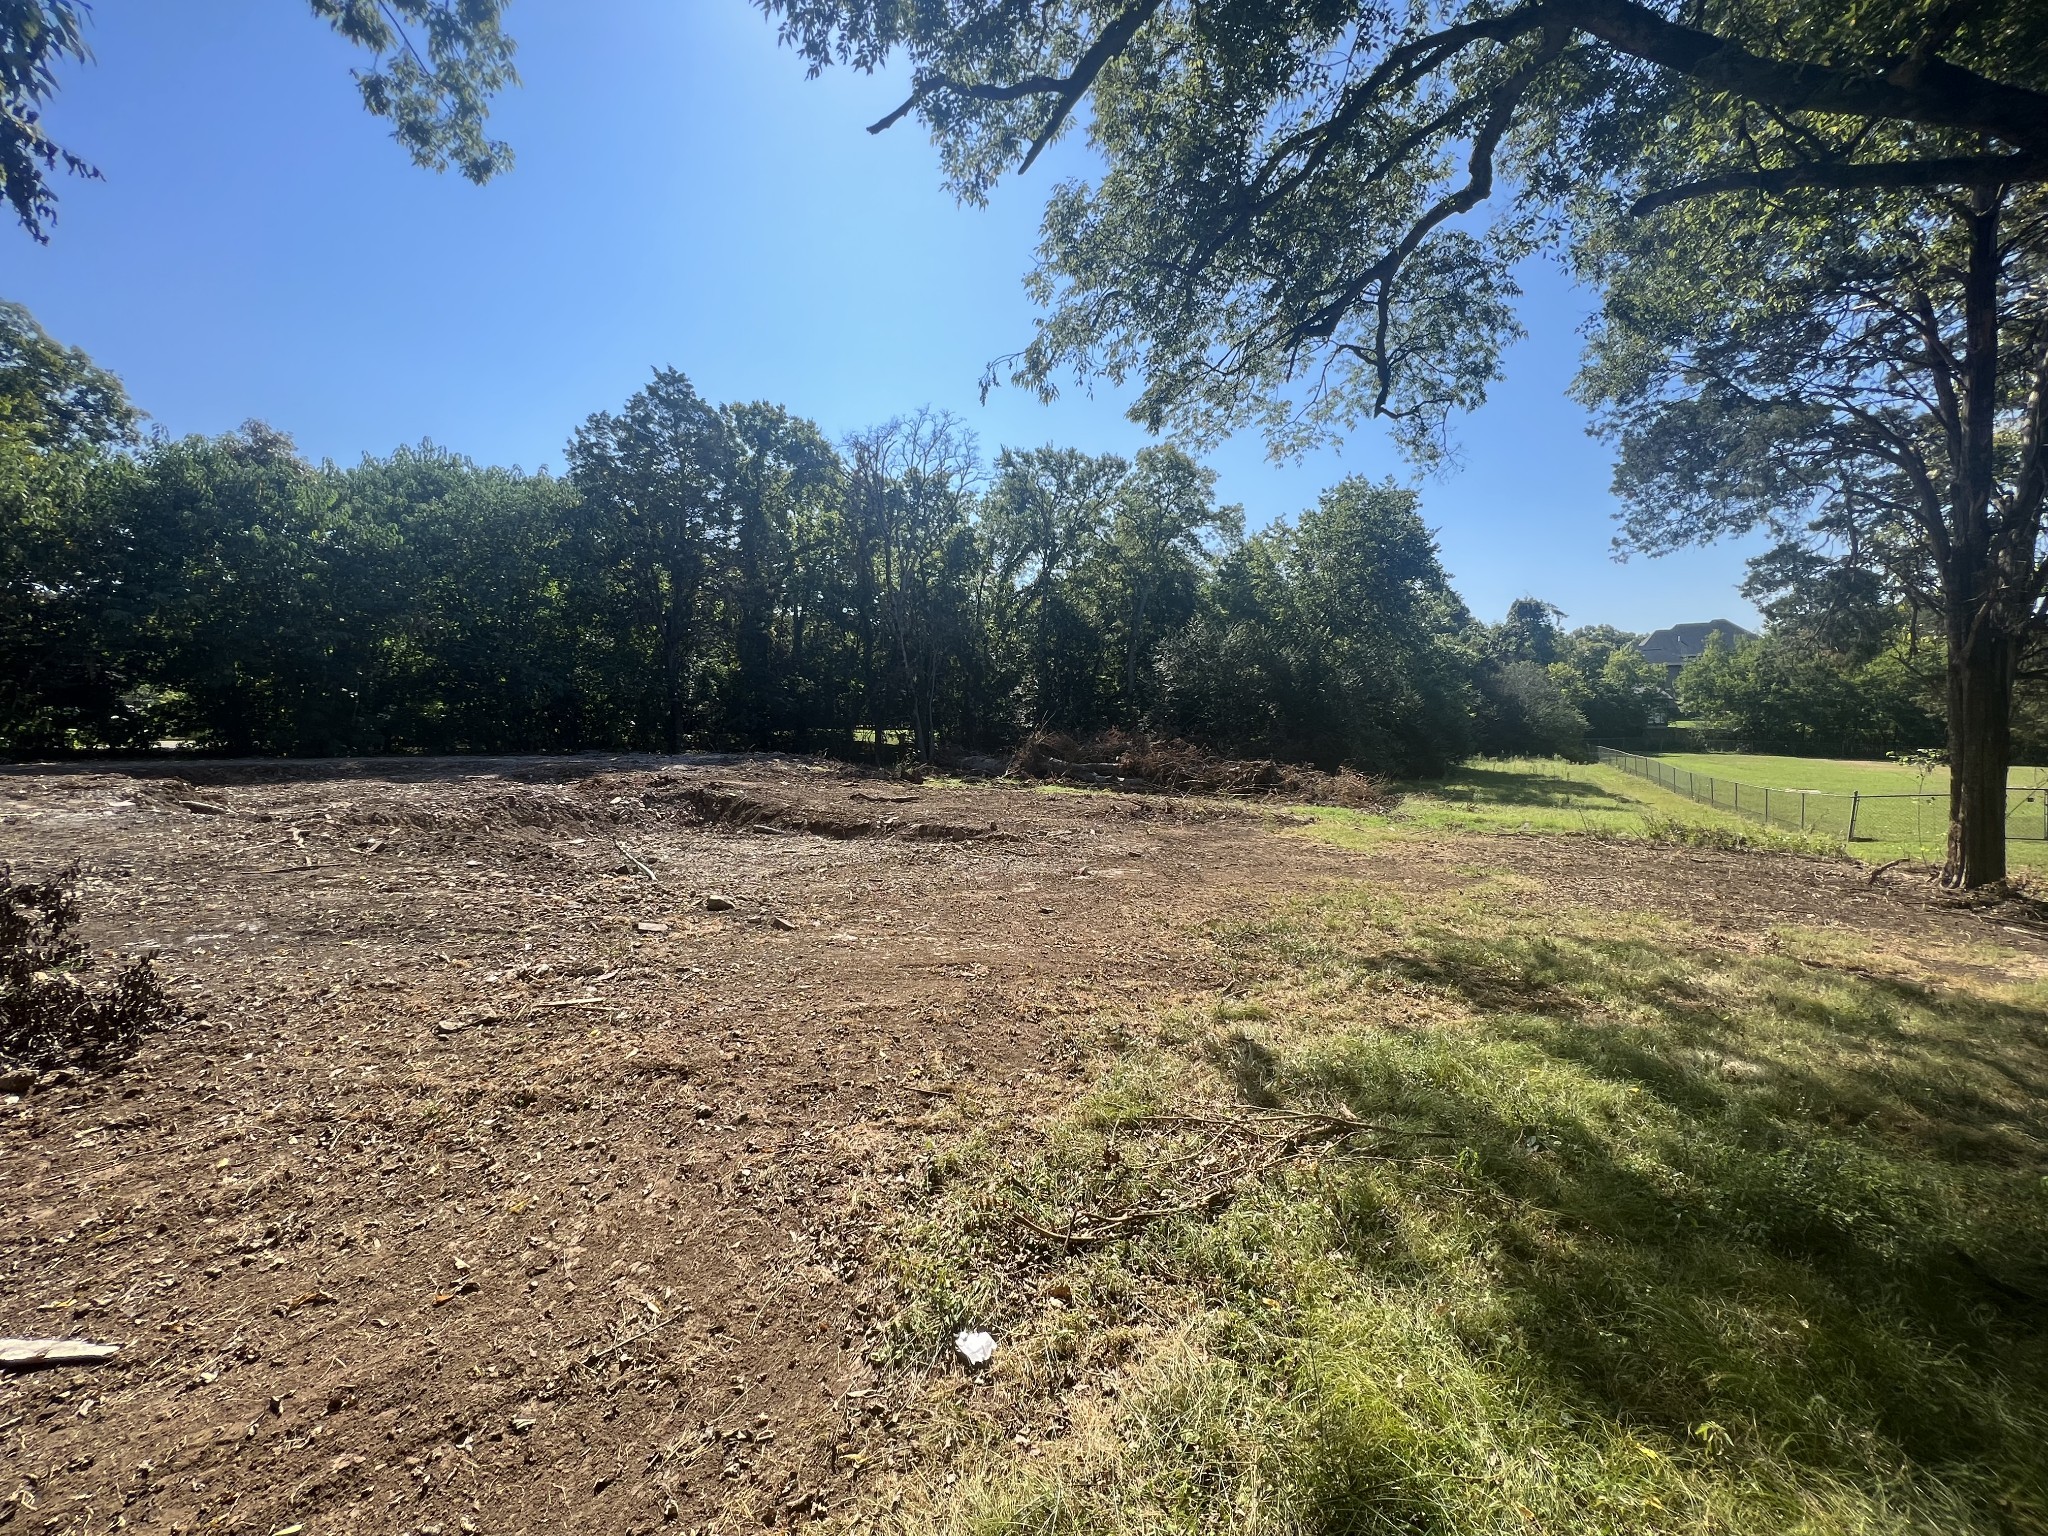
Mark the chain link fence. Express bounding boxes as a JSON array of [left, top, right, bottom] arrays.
[[1594, 747, 2048, 844]]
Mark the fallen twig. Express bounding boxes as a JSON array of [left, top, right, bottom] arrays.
[[580, 1311, 681, 1364], [1009, 1100, 1447, 1249], [615, 841, 666, 890]]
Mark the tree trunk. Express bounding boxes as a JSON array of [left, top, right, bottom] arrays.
[[1941, 188, 2013, 891], [1943, 618, 2013, 888]]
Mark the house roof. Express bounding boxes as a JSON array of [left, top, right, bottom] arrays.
[[1636, 618, 1757, 666]]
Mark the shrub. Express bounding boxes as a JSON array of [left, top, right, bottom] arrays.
[[1, 864, 182, 1076]]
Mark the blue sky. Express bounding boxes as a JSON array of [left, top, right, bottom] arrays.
[[2, 1, 1762, 632]]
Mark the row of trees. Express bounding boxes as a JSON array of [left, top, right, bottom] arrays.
[[4, 302, 1665, 773]]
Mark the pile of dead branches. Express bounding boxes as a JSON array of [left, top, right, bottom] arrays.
[[2, 864, 183, 1079], [1008, 730, 1394, 809]]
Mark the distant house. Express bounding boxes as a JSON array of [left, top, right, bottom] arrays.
[[1636, 619, 1757, 684]]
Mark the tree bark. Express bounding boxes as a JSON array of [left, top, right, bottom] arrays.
[[1940, 189, 2012, 891], [1943, 619, 2013, 887]]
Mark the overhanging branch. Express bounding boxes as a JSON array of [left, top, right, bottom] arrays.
[[1632, 153, 2048, 214]]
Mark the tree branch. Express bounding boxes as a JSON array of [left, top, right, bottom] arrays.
[[1631, 154, 2048, 214], [1558, 0, 2048, 155]]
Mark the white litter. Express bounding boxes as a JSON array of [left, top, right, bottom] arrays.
[[954, 1329, 996, 1366], [1, 1337, 121, 1371]]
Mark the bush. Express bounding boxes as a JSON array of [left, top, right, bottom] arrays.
[[1, 864, 182, 1076]]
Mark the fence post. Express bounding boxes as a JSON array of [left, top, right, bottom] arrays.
[[1765, 787, 1771, 825], [1848, 791, 1860, 841], [1800, 792, 1806, 831]]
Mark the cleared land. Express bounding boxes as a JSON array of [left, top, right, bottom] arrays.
[[2, 757, 2045, 1534]]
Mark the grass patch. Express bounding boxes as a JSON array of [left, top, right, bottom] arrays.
[[1293, 758, 1848, 862], [1290, 756, 2048, 872], [853, 877, 2048, 1535], [1644, 751, 2048, 798]]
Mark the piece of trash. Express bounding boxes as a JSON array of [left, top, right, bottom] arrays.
[[0, 1337, 121, 1371], [954, 1330, 996, 1366]]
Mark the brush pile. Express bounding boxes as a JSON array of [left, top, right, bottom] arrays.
[[1007, 730, 1394, 809], [2, 864, 182, 1081]]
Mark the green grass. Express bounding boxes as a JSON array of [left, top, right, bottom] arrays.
[[1285, 756, 2048, 873], [1292, 758, 1849, 860], [852, 872, 2048, 1536], [1645, 751, 1966, 797]]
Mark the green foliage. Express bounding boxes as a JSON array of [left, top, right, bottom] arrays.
[[1676, 633, 1943, 758], [1153, 479, 1477, 775], [0, 307, 1498, 776], [2, 1, 517, 240], [0, 299, 140, 748], [308, 0, 517, 183], [762, 0, 2047, 458]]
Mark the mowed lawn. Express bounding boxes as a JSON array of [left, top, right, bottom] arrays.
[[1321, 757, 2048, 871], [1647, 750, 2048, 797]]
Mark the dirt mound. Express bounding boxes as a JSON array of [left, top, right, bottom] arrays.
[[1010, 730, 1395, 809]]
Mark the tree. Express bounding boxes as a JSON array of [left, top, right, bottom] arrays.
[[566, 370, 733, 753], [1677, 631, 1942, 756], [1102, 445, 1238, 718], [1581, 183, 2048, 884], [1155, 477, 1475, 774], [842, 411, 983, 760], [719, 401, 841, 744], [760, 0, 2048, 883], [764, 0, 2046, 451], [0, 299, 139, 748], [2, 0, 517, 240], [983, 445, 1123, 730]]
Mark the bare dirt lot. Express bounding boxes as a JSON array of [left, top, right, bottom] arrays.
[[2, 756, 2034, 1534]]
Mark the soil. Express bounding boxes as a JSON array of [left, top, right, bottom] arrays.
[[2, 754, 2039, 1535]]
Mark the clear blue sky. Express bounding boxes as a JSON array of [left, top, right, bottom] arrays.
[[2, 0, 1762, 633]]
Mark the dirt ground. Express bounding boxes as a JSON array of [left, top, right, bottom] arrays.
[[2, 755, 2037, 1535]]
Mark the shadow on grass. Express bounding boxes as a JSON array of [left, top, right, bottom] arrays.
[[1420, 763, 1624, 808], [1248, 919, 2048, 1525]]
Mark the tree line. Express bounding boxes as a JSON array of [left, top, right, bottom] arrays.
[[3, 302, 1674, 772]]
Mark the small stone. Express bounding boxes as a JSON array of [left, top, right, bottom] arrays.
[[0, 1068, 34, 1096], [703, 895, 737, 912], [770, 915, 797, 931], [634, 920, 670, 934]]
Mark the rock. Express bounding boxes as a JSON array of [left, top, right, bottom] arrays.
[[634, 920, 670, 934], [770, 916, 797, 931], [178, 799, 230, 815], [0, 1068, 34, 1096], [703, 894, 737, 912]]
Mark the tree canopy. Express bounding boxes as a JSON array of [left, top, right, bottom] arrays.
[[3, 300, 1617, 774], [0, 0, 517, 240], [759, 0, 2048, 457]]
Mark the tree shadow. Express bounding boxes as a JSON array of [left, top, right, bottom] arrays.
[[1427, 764, 1624, 809], [1235, 920, 2048, 1523]]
